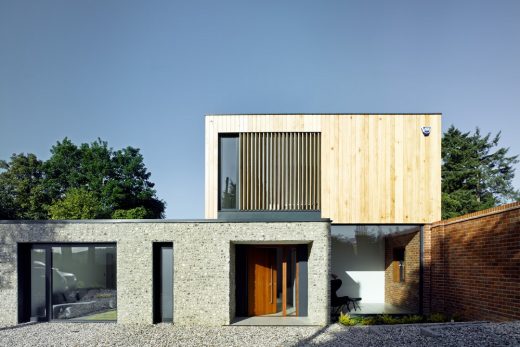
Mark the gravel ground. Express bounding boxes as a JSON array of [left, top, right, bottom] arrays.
[[1, 321, 519, 346]]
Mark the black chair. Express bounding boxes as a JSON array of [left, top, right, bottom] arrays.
[[331, 278, 362, 315]]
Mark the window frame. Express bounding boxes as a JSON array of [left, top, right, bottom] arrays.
[[218, 133, 240, 211], [392, 247, 405, 283], [18, 242, 117, 323]]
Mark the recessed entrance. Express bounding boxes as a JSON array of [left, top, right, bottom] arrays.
[[235, 244, 308, 318]]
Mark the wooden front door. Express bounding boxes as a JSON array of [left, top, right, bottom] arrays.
[[247, 247, 277, 316]]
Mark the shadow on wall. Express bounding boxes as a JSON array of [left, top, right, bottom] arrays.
[[331, 229, 385, 301], [383, 230, 420, 313], [331, 225, 422, 312]]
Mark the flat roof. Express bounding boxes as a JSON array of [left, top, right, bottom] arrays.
[[0, 218, 331, 224], [206, 113, 442, 116]]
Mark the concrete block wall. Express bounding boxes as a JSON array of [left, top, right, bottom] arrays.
[[0, 221, 330, 328]]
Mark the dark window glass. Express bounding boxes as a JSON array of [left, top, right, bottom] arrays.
[[219, 135, 238, 209], [30, 249, 47, 320], [153, 243, 173, 323], [160, 246, 173, 322], [51, 245, 117, 321], [393, 248, 405, 283]]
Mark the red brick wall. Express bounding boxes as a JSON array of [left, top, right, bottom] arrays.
[[422, 224, 432, 315], [428, 202, 520, 321], [384, 231, 421, 312]]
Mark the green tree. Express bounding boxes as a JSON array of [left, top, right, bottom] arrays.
[[48, 188, 103, 219], [106, 146, 165, 218], [112, 207, 149, 219], [42, 138, 165, 219], [442, 125, 519, 219], [43, 138, 113, 204], [0, 153, 49, 219], [0, 138, 165, 219]]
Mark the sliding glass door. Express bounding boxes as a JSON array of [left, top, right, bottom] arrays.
[[20, 243, 117, 322]]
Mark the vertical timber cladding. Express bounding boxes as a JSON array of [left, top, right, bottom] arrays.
[[239, 133, 321, 211], [205, 114, 442, 223]]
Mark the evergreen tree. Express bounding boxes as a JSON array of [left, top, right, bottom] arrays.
[[442, 125, 519, 219]]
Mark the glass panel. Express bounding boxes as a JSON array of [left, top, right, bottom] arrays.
[[286, 248, 297, 316], [331, 225, 421, 315], [219, 136, 238, 209], [276, 248, 282, 313], [160, 246, 173, 322], [265, 247, 299, 316], [30, 249, 47, 320], [51, 245, 117, 321]]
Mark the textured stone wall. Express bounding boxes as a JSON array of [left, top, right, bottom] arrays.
[[0, 221, 330, 327], [384, 230, 420, 312], [430, 202, 520, 321]]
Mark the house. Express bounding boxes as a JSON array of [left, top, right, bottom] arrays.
[[205, 114, 441, 317], [0, 114, 441, 327]]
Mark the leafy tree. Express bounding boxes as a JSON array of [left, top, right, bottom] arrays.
[[0, 153, 49, 219], [0, 138, 165, 219], [48, 188, 103, 219], [43, 138, 113, 203], [442, 125, 519, 219], [106, 146, 165, 217], [112, 207, 149, 219], [42, 138, 165, 219]]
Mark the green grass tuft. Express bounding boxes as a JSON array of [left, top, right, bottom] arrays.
[[338, 312, 358, 326]]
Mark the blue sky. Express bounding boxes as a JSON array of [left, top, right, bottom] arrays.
[[1, 0, 519, 218]]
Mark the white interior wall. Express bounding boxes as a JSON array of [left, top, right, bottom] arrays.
[[331, 228, 386, 303], [343, 271, 385, 302]]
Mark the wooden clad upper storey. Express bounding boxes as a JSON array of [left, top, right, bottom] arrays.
[[205, 114, 441, 224]]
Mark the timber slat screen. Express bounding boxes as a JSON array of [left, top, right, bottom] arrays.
[[239, 132, 320, 211]]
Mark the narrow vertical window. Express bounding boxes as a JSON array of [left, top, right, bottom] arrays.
[[219, 135, 239, 210], [393, 248, 405, 283], [153, 243, 173, 323], [30, 248, 48, 321]]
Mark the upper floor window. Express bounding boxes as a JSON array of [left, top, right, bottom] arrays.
[[219, 132, 321, 211], [219, 135, 239, 210]]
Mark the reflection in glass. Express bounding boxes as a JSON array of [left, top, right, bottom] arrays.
[[30, 249, 47, 320], [274, 247, 298, 316], [160, 246, 173, 322], [286, 248, 297, 316], [51, 245, 117, 321], [331, 225, 421, 315], [219, 136, 238, 209]]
